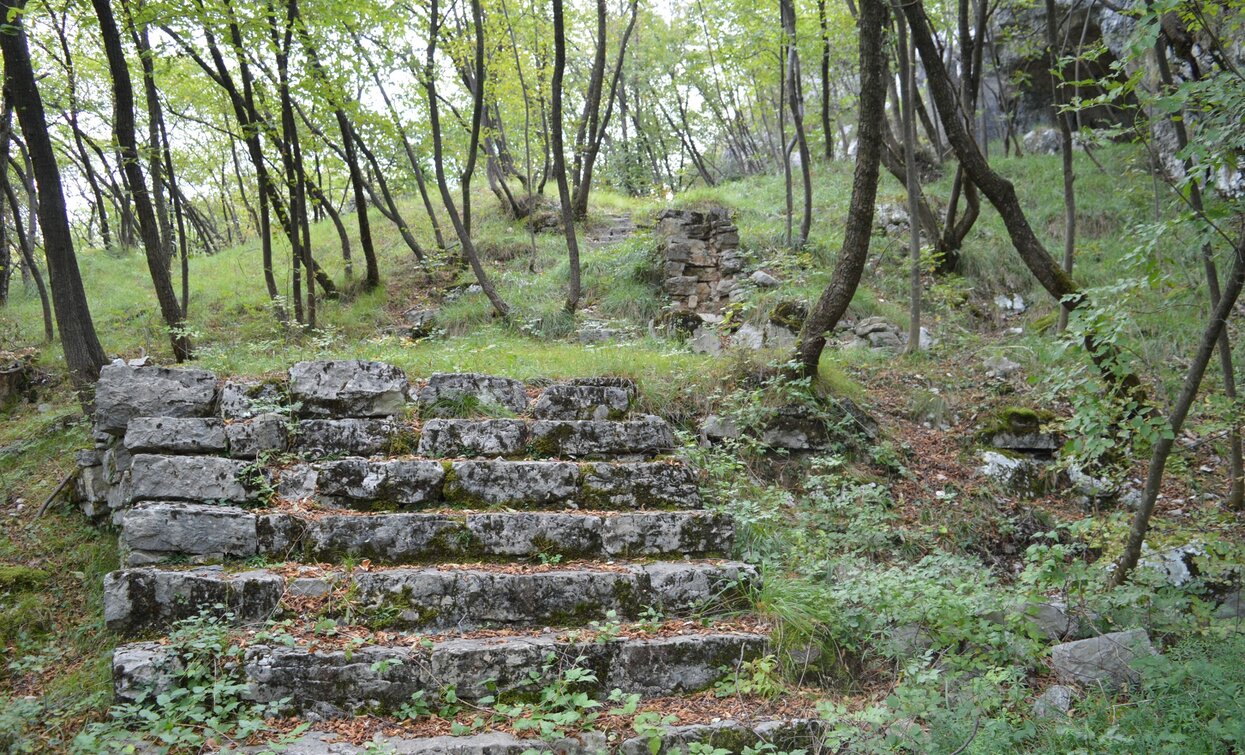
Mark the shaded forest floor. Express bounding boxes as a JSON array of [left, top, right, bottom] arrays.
[[2, 145, 1244, 751]]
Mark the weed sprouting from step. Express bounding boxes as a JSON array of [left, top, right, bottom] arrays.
[[72, 611, 308, 752]]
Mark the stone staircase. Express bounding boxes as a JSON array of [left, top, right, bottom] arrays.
[[77, 360, 823, 753]]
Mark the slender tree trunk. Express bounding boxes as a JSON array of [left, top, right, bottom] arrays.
[[1112, 229, 1245, 585], [93, 0, 190, 361], [551, 0, 582, 313], [0, 0, 106, 389], [794, 0, 888, 375], [902, 0, 1145, 405], [1047, 0, 1076, 333], [819, 0, 834, 160], [782, 0, 812, 247], [893, 2, 922, 354], [354, 133, 425, 260], [426, 0, 509, 317], [1153, 34, 1244, 509]]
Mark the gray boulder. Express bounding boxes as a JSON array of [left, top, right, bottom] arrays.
[[218, 379, 286, 420], [581, 461, 700, 509], [123, 417, 228, 454], [226, 413, 290, 459], [1033, 684, 1075, 718], [530, 416, 675, 458], [445, 460, 579, 507], [119, 502, 257, 565], [1216, 590, 1244, 620], [1051, 629, 1157, 689], [314, 459, 445, 508], [533, 383, 633, 420], [104, 566, 283, 633], [417, 419, 528, 457], [128, 454, 258, 504], [417, 373, 529, 415], [289, 360, 409, 417], [294, 418, 404, 457], [95, 363, 217, 435]]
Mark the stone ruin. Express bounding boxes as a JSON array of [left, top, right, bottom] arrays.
[[656, 208, 744, 313], [71, 358, 843, 752]]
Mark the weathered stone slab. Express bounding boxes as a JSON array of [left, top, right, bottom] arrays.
[[111, 632, 766, 714], [466, 513, 602, 557], [119, 502, 257, 565], [533, 384, 633, 420], [128, 454, 258, 504], [314, 459, 445, 508], [305, 514, 465, 562], [581, 462, 700, 509], [351, 568, 647, 630], [619, 719, 823, 755], [417, 419, 528, 457], [445, 461, 579, 507], [123, 417, 228, 454], [606, 633, 768, 697], [602, 512, 732, 557], [417, 373, 529, 416], [226, 413, 290, 459], [218, 379, 286, 420], [104, 566, 282, 633], [293, 418, 407, 457], [1051, 629, 1157, 690], [95, 364, 217, 435], [289, 360, 409, 418], [300, 511, 731, 563], [639, 561, 756, 611], [530, 417, 675, 458]]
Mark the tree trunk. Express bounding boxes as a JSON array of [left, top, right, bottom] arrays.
[[1153, 33, 1243, 509], [0, 0, 106, 390], [819, 0, 834, 160], [781, 0, 812, 248], [1111, 229, 1245, 585], [794, 0, 888, 375], [901, 0, 1145, 406], [893, 2, 922, 354], [552, 0, 582, 313], [93, 0, 190, 361], [426, 0, 509, 318], [1046, 0, 1076, 333]]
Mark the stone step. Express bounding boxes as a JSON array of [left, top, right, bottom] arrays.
[[114, 631, 768, 716], [244, 719, 824, 754], [279, 458, 700, 511], [417, 416, 675, 459], [118, 502, 734, 566], [103, 561, 756, 634]]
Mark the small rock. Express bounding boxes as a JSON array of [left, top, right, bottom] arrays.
[[1033, 685, 1075, 718], [690, 326, 723, 355], [1215, 590, 1244, 620], [1051, 629, 1157, 690], [731, 324, 765, 350], [749, 270, 781, 287], [994, 293, 1027, 314], [984, 355, 1021, 378]]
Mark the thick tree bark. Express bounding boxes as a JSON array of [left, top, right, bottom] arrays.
[[551, 0, 582, 313], [794, 0, 888, 375], [0, 0, 106, 390], [93, 0, 190, 361]]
